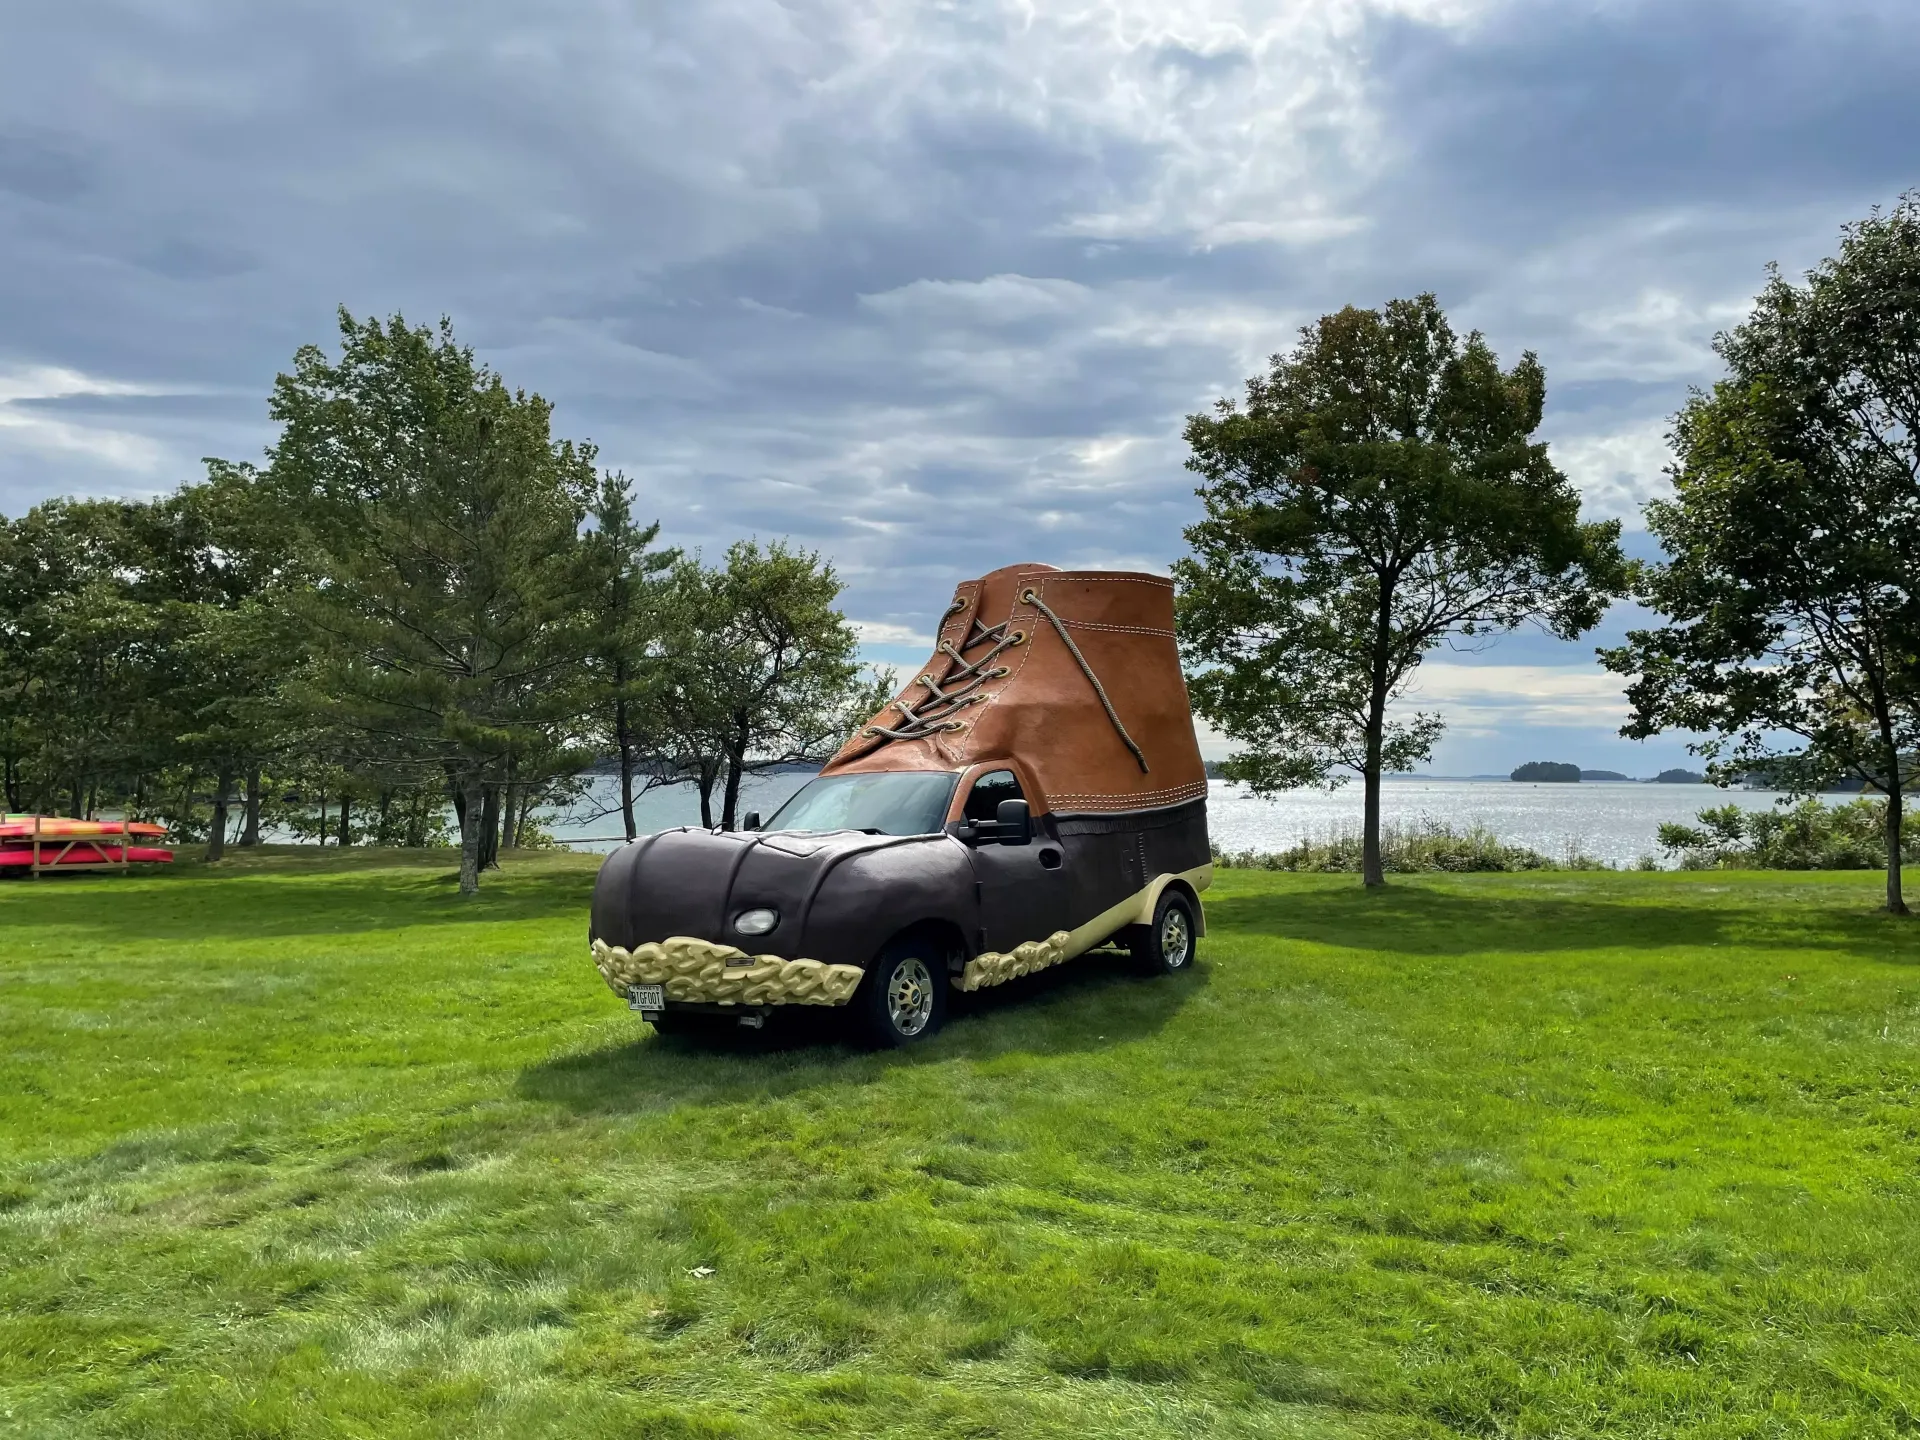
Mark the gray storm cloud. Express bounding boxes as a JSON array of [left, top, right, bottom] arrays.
[[2, 0, 1915, 769]]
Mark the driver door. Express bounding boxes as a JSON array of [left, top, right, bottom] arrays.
[[959, 769, 1070, 953]]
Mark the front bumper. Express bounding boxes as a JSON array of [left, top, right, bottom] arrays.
[[591, 936, 865, 1007]]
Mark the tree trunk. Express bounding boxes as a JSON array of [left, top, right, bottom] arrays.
[[1360, 686, 1388, 888], [241, 766, 262, 846], [616, 696, 638, 841], [479, 784, 501, 870], [318, 792, 329, 845], [1887, 779, 1908, 917], [206, 764, 234, 863], [720, 716, 749, 831], [697, 759, 718, 830], [1361, 573, 1396, 889], [1361, 743, 1384, 887], [71, 773, 84, 819], [376, 790, 393, 847], [458, 773, 485, 895], [337, 792, 352, 847]]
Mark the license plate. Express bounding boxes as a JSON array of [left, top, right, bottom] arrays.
[[627, 984, 665, 1012]]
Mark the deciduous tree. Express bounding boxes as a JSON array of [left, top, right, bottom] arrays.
[[1177, 294, 1626, 886], [1601, 196, 1920, 914], [654, 541, 870, 831]]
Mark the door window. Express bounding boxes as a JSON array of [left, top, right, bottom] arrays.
[[963, 770, 1024, 823]]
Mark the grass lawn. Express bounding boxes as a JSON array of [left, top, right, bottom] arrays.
[[3, 850, 1919, 1438]]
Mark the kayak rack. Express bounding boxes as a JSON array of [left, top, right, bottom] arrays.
[[19, 815, 135, 880]]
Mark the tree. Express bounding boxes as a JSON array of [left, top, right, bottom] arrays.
[[1176, 294, 1627, 886], [583, 472, 675, 840], [1600, 197, 1920, 915], [259, 311, 601, 894], [653, 541, 870, 831]]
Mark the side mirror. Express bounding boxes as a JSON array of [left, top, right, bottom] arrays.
[[742, 811, 762, 832], [995, 798, 1031, 846]]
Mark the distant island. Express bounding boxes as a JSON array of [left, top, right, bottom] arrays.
[[1511, 761, 1581, 783], [1653, 768, 1706, 784], [1579, 769, 1632, 782]]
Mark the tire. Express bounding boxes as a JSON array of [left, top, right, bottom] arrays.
[[1130, 890, 1198, 976], [852, 936, 948, 1048]]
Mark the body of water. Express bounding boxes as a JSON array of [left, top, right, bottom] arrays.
[[548, 773, 1791, 869], [1207, 778, 1793, 868]]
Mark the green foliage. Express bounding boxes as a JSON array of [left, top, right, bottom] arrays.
[[582, 471, 676, 840], [1511, 760, 1581, 782], [1177, 294, 1626, 886], [1, 311, 875, 876], [1659, 797, 1920, 871], [1213, 817, 1598, 872], [1602, 195, 1920, 912], [262, 310, 604, 892], [5, 856, 1919, 1436], [653, 540, 868, 831]]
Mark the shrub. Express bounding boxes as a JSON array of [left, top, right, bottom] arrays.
[[1213, 819, 1598, 874], [1658, 798, 1917, 870]]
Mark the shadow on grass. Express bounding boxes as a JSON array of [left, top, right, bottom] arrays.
[[0, 848, 597, 942], [516, 952, 1207, 1115], [1206, 873, 1920, 960]]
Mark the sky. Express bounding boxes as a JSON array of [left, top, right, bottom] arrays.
[[3, 0, 1916, 775]]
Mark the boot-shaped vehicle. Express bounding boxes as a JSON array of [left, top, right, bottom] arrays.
[[588, 562, 1212, 1045]]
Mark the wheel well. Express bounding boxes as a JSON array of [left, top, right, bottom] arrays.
[[1159, 878, 1205, 936], [875, 918, 971, 976]]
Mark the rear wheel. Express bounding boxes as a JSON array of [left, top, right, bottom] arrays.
[[853, 937, 948, 1047], [1130, 890, 1197, 976]]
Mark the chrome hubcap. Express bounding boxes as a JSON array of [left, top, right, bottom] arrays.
[[1160, 906, 1191, 968], [887, 957, 935, 1036]]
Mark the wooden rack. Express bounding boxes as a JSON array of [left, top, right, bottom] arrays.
[[26, 815, 136, 879]]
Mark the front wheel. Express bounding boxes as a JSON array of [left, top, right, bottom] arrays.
[[853, 938, 948, 1047], [1130, 890, 1197, 976]]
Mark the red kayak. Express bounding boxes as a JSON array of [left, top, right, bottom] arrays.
[[0, 843, 173, 867], [0, 816, 168, 840]]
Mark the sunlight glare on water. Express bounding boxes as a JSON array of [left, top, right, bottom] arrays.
[[553, 774, 1791, 869]]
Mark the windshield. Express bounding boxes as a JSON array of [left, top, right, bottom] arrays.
[[763, 772, 958, 837]]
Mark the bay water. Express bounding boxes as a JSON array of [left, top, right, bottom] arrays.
[[547, 774, 1791, 869]]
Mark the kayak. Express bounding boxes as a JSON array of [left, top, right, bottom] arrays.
[[0, 816, 169, 840], [0, 843, 174, 867]]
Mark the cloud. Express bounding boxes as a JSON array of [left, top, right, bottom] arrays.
[[850, 620, 936, 648], [0, 365, 184, 477], [0, 0, 1914, 773], [1404, 662, 1631, 730]]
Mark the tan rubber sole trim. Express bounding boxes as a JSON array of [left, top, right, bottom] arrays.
[[591, 936, 864, 1006], [955, 863, 1213, 992], [590, 863, 1211, 1007]]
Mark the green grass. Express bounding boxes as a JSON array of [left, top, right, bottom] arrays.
[[3, 849, 1919, 1438]]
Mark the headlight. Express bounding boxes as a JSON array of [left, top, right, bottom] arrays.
[[734, 908, 778, 936]]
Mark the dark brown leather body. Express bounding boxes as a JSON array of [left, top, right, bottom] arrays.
[[824, 563, 1207, 816]]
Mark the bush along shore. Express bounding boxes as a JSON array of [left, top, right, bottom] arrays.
[[1211, 799, 1920, 875], [1212, 819, 1607, 874], [1660, 797, 1920, 871]]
